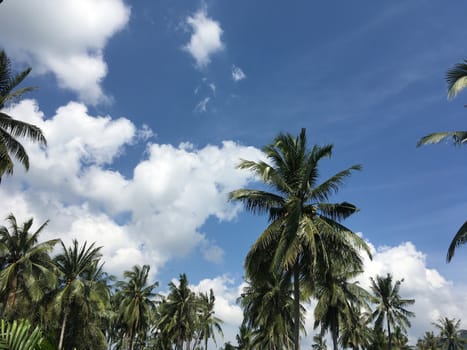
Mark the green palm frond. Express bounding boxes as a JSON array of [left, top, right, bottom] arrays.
[[446, 220, 467, 262], [417, 131, 467, 147], [446, 60, 467, 100], [0, 319, 49, 350]]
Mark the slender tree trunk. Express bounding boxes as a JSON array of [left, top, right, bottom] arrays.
[[5, 275, 18, 317], [58, 308, 69, 350], [205, 336, 208, 350], [387, 317, 392, 350], [293, 262, 300, 350], [129, 328, 135, 350]]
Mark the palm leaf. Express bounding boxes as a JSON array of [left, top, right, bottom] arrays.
[[446, 60, 467, 100], [417, 131, 467, 147], [446, 220, 467, 262]]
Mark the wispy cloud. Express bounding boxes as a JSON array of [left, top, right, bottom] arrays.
[[232, 65, 246, 81], [194, 97, 210, 113], [183, 8, 224, 68]]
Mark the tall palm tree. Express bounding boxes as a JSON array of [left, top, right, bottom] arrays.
[[229, 128, 369, 350], [434, 317, 466, 350], [114, 264, 158, 350], [52, 239, 106, 350], [198, 289, 223, 350], [0, 213, 58, 318], [369, 274, 415, 350], [0, 50, 46, 180], [157, 273, 198, 350]]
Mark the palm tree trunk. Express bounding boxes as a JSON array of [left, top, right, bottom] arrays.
[[58, 308, 69, 350], [5, 274, 18, 316], [293, 262, 300, 350], [129, 328, 135, 350], [387, 317, 392, 350]]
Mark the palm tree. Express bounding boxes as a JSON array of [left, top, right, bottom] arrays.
[[229, 128, 369, 350], [313, 261, 370, 350], [369, 274, 415, 350], [417, 331, 439, 350], [0, 213, 58, 319], [0, 50, 46, 180], [312, 333, 328, 350], [198, 289, 223, 350], [339, 311, 373, 350], [157, 273, 198, 350], [240, 272, 302, 349], [52, 239, 107, 350], [434, 317, 466, 350], [114, 264, 158, 350]]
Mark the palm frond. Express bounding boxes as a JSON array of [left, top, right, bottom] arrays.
[[446, 220, 467, 262], [446, 60, 467, 99], [417, 131, 467, 147]]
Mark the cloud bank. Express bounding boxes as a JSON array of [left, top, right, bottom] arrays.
[[0, 99, 263, 276]]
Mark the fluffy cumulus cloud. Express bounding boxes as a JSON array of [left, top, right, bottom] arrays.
[[186, 242, 467, 347], [0, 0, 130, 104], [0, 99, 263, 276], [184, 8, 224, 68]]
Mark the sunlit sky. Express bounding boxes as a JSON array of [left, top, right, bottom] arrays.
[[1, 1, 467, 346]]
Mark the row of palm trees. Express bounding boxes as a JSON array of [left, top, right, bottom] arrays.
[[0, 213, 224, 350]]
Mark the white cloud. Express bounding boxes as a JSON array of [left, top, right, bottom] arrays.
[[0, 0, 130, 104], [1, 99, 263, 276], [184, 8, 224, 68], [195, 97, 210, 113], [232, 65, 246, 81]]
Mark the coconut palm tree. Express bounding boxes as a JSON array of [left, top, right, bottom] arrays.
[[434, 317, 466, 350], [312, 333, 328, 350], [229, 128, 369, 350], [114, 264, 158, 350], [197, 289, 223, 350], [0, 50, 46, 180], [313, 258, 370, 350], [0, 213, 58, 319], [157, 273, 198, 350], [417, 331, 439, 350], [51, 239, 106, 350], [240, 272, 302, 349], [369, 274, 415, 350]]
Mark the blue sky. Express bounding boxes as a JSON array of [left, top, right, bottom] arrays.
[[1, 0, 467, 346]]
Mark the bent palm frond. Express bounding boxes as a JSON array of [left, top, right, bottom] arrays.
[[417, 131, 467, 147], [446, 220, 467, 262], [447, 60, 467, 100]]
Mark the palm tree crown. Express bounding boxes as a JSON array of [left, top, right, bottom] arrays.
[[369, 273, 415, 350], [114, 264, 158, 350], [434, 317, 467, 350], [0, 50, 46, 180], [0, 213, 58, 318]]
